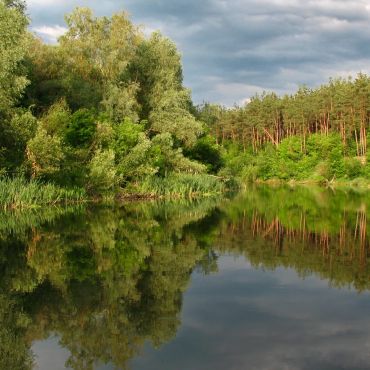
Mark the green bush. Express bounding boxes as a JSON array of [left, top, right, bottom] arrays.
[[328, 146, 345, 178], [224, 133, 355, 183], [26, 128, 65, 179], [87, 150, 117, 195], [114, 118, 144, 160], [65, 109, 96, 147], [313, 161, 330, 180], [41, 100, 71, 136], [344, 158, 364, 179], [185, 135, 223, 173]]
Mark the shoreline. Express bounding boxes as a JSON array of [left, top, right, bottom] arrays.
[[252, 178, 370, 189], [3, 177, 370, 211]]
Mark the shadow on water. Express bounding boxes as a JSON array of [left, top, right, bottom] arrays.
[[0, 186, 370, 369]]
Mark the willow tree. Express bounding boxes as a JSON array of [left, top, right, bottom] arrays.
[[52, 7, 143, 119]]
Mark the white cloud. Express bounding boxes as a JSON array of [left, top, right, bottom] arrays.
[[28, 0, 65, 5], [32, 25, 67, 43]]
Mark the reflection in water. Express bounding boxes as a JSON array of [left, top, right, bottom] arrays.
[[0, 186, 369, 369], [216, 186, 370, 291]]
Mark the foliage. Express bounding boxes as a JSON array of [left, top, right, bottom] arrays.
[[0, 111, 37, 171], [0, 0, 28, 113], [65, 108, 96, 147], [26, 128, 64, 179], [4, 2, 370, 196], [195, 74, 370, 185], [87, 149, 117, 195], [150, 89, 203, 147], [133, 173, 226, 198], [221, 133, 369, 183], [101, 82, 140, 123], [151, 133, 206, 176], [117, 133, 156, 181], [0, 5, 221, 199], [184, 134, 224, 173], [114, 118, 144, 160], [0, 176, 85, 209], [39, 99, 70, 136]]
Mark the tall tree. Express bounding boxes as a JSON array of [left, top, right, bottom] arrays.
[[0, 0, 28, 114]]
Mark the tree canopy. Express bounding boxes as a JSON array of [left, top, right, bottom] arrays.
[[0, 4, 223, 197]]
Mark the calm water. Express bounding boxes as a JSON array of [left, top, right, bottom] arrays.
[[1, 185, 370, 370]]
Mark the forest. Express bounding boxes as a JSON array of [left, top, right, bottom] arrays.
[[2, 0, 370, 209], [0, 0, 225, 207], [199, 74, 370, 184]]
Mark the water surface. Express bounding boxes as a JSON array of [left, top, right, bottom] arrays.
[[1, 186, 370, 370]]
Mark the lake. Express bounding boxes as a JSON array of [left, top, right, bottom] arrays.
[[1, 185, 370, 370]]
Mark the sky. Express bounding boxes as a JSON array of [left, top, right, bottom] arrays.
[[27, 0, 370, 106]]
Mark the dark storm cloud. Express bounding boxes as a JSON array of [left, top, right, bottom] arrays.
[[27, 0, 370, 105]]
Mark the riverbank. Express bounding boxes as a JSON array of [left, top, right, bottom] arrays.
[[4, 171, 370, 211], [0, 174, 231, 210], [0, 177, 86, 210], [252, 177, 370, 189], [118, 173, 230, 200]]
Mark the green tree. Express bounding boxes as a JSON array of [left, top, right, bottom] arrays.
[[26, 128, 65, 179], [0, 0, 28, 114]]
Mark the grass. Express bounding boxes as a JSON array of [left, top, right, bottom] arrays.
[[122, 173, 229, 199], [0, 177, 86, 210]]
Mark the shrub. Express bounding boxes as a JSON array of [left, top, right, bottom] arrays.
[[94, 121, 114, 150], [87, 150, 117, 195], [313, 161, 330, 180], [26, 128, 64, 179], [40, 100, 71, 136], [344, 157, 363, 179], [328, 146, 345, 178], [65, 109, 96, 147], [185, 135, 223, 173], [114, 118, 144, 160], [117, 133, 156, 181]]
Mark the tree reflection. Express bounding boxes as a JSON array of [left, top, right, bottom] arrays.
[[216, 186, 370, 291], [0, 187, 370, 369], [0, 199, 220, 369]]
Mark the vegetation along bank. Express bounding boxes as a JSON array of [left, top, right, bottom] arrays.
[[2, 0, 370, 208]]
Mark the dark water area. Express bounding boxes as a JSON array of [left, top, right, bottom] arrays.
[[1, 185, 370, 370]]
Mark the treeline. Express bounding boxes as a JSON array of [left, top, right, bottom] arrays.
[[198, 75, 370, 183], [0, 0, 223, 202], [201, 75, 370, 154], [3, 0, 370, 199]]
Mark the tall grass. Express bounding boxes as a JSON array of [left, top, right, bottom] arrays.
[[125, 173, 228, 199], [0, 177, 86, 210]]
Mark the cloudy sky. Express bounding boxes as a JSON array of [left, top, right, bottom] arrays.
[[27, 0, 370, 106]]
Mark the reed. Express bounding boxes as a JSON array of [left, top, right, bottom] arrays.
[[0, 177, 86, 210], [133, 173, 227, 198]]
